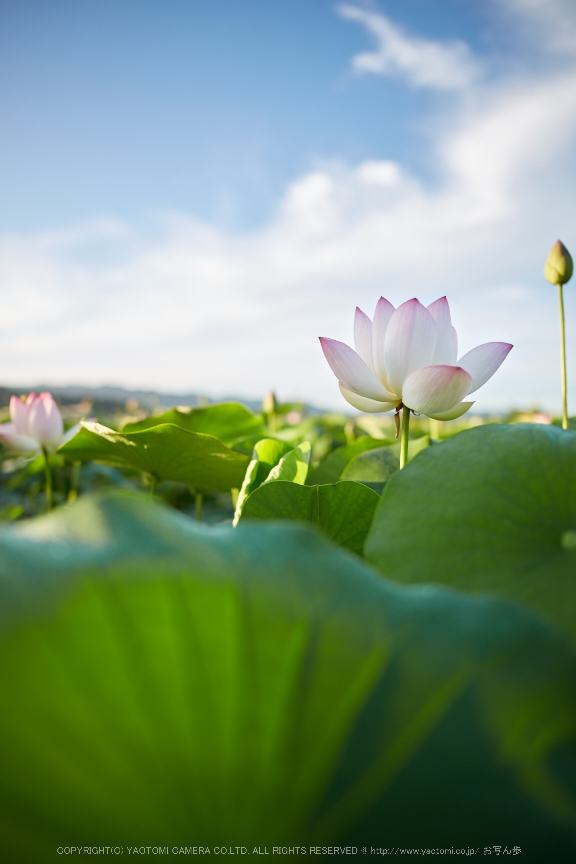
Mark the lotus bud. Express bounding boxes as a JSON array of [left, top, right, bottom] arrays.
[[545, 240, 573, 285], [262, 391, 278, 415], [27, 392, 64, 450]]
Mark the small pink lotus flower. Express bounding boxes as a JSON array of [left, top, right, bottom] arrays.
[[0, 392, 65, 453], [320, 297, 512, 420]]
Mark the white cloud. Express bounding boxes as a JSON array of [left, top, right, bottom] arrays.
[[337, 3, 481, 89], [1, 4, 576, 414], [493, 0, 576, 53]]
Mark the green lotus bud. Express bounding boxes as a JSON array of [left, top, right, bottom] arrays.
[[545, 240, 573, 285], [261, 390, 278, 415]]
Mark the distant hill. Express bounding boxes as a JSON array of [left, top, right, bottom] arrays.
[[0, 384, 265, 414], [0, 385, 333, 415]]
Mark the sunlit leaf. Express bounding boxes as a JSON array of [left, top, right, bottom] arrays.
[[121, 402, 264, 444], [58, 421, 249, 492], [233, 438, 294, 525], [262, 441, 311, 485]]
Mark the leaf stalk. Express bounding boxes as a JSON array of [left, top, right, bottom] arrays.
[[42, 447, 53, 511], [68, 461, 80, 502], [149, 475, 158, 499]]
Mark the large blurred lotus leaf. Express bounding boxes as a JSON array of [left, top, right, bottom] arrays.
[[121, 401, 264, 444], [0, 491, 575, 860], [58, 421, 249, 492], [365, 424, 576, 648], [241, 480, 389, 555], [233, 438, 294, 525]]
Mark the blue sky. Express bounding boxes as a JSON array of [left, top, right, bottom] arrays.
[[0, 0, 488, 231], [1, 0, 576, 413]]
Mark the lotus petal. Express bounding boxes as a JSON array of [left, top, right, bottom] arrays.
[[426, 401, 475, 421], [28, 392, 64, 449], [402, 365, 472, 416], [371, 296, 395, 385], [384, 299, 437, 396], [339, 383, 397, 414], [354, 307, 374, 369], [427, 297, 457, 365], [319, 338, 396, 401], [10, 395, 34, 435], [457, 342, 513, 395], [0, 423, 39, 454]]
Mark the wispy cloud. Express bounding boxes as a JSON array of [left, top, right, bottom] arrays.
[[337, 3, 481, 89], [494, 0, 576, 53]]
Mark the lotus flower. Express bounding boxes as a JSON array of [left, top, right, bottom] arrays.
[[0, 392, 66, 453], [320, 297, 512, 421]]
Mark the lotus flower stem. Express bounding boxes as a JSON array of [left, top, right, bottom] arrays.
[[400, 405, 410, 469], [558, 284, 569, 430], [545, 241, 573, 427], [42, 447, 53, 511], [67, 461, 80, 503], [195, 492, 203, 522], [148, 475, 158, 499]]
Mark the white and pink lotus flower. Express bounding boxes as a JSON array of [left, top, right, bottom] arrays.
[[320, 297, 512, 421], [0, 392, 70, 454]]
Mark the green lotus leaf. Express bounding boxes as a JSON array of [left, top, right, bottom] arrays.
[[262, 440, 311, 485], [365, 424, 576, 647], [121, 401, 264, 444], [58, 421, 249, 492], [309, 435, 430, 488], [240, 479, 380, 555], [233, 438, 295, 525], [0, 490, 575, 858], [307, 437, 393, 485], [341, 446, 400, 494]]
